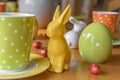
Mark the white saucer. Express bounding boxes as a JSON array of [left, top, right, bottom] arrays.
[[0, 54, 50, 79]]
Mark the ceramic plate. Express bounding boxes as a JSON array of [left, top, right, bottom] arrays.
[[0, 54, 50, 79], [112, 38, 120, 46]]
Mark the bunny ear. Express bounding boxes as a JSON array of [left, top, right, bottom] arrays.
[[53, 5, 60, 20], [59, 4, 71, 25]]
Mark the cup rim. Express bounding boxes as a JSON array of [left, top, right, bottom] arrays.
[[0, 12, 35, 17], [93, 11, 118, 14]]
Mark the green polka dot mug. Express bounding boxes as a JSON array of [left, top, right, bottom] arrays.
[[0, 13, 35, 71]]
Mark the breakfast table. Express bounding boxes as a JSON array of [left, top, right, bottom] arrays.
[[0, 14, 118, 79], [0, 26, 114, 80], [0, 1, 119, 79], [11, 28, 120, 80]]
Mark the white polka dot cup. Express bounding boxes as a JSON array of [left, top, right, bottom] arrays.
[[0, 13, 35, 71], [92, 11, 118, 36]]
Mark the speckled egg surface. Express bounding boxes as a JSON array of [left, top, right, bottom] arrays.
[[79, 22, 112, 63]]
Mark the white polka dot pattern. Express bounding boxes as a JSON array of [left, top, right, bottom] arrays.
[[0, 30, 1, 34], [3, 37, 8, 41], [22, 18, 26, 21], [20, 36, 24, 40], [83, 32, 101, 48], [8, 22, 12, 27], [9, 55, 13, 58], [19, 64, 23, 68], [14, 29, 18, 34], [2, 60, 6, 64], [7, 66, 11, 69], [10, 42, 15, 46], [1, 49, 5, 53], [15, 49, 19, 52], [93, 12, 118, 35], [15, 60, 19, 63], [25, 43, 28, 46], [1, 17, 5, 21], [22, 54, 25, 57], [96, 42, 100, 47], [0, 16, 34, 70]]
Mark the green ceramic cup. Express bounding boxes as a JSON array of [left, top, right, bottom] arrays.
[[0, 13, 35, 71]]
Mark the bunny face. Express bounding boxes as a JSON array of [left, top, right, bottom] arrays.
[[47, 20, 65, 39], [46, 5, 71, 39]]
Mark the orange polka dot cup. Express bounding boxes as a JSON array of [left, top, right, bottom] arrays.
[[0, 2, 5, 12], [92, 11, 118, 36], [0, 13, 35, 71]]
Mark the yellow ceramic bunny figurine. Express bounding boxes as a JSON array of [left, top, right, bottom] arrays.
[[46, 5, 71, 73]]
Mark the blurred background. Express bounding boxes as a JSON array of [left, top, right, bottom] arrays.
[[0, 0, 120, 31]]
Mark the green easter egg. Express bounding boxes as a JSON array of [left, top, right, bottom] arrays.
[[79, 22, 112, 63]]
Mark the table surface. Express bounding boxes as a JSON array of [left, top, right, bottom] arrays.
[[16, 29, 120, 80]]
